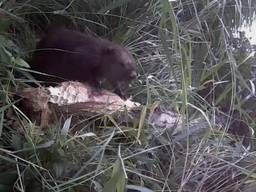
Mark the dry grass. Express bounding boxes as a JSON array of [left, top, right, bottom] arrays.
[[1, 0, 256, 191]]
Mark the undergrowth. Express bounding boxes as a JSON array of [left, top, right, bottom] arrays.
[[1, 0, 256, 191]]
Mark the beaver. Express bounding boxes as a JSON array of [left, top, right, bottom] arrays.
[[30, 28, 137, 97]]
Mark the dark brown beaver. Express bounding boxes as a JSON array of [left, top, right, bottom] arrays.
[[30, 28, 137, 96]]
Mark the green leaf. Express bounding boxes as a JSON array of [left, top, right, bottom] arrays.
[[14, 57, 30, 68], [61, 116, 72, 136], [0, 47, 11, 65], [103, 148, 127, 192]]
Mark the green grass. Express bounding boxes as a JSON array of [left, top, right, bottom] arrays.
[[1, 0, 256, 191]]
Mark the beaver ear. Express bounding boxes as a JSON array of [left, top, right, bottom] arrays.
[[103, 46, 115, 54]]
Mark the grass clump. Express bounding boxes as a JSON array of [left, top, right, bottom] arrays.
[[1, 0, 256, 191]]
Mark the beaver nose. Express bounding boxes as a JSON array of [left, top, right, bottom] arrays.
[[130, 71, 137, 78]]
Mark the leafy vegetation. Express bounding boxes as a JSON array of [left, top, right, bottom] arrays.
[[1, 0, 256, 191]]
